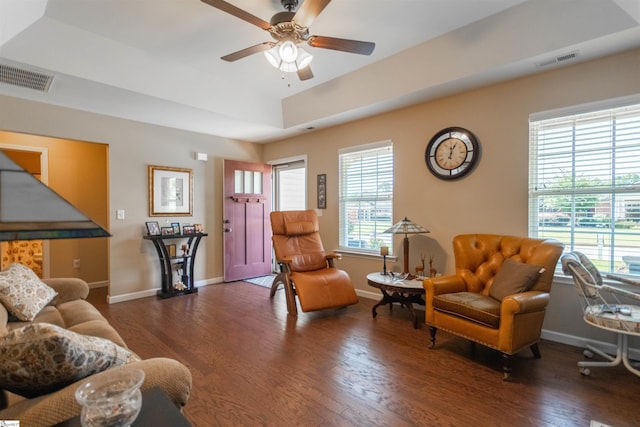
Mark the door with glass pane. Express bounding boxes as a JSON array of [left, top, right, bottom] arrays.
[[223, 159, 272, 281], [273, 160, 306, 211]]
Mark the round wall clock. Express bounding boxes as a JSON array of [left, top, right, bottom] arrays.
[[425, 127, 480, 180]]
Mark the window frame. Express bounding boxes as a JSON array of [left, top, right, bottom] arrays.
[[338, 140, 394, 255]]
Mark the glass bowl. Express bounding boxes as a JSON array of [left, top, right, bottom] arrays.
[[75, 368, 145, 427]]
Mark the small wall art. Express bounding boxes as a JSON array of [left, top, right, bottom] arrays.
[[317, 173, 326, 209]]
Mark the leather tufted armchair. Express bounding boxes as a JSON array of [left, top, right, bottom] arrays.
[[423, 234, 564, 379], [270, 210, 358, 316]]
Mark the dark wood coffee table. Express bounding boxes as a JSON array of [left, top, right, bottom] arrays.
[[54, 387, 191, 427], [367, 272, 425, 329]]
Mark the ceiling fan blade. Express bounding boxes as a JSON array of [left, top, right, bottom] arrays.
[[308, 36, 375, 55], [221, 42, 274, 62], [293, 0, 331, 28], [201, 0, 271, 30], [297, 66, 314, 81]]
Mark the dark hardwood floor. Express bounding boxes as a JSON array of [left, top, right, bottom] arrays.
[[88, 283, 639, 427]]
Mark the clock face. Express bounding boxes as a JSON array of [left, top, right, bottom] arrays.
[[425, 127, 479, 180]]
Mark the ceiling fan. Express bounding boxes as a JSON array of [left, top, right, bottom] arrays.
[[201, 0, 375, 81]]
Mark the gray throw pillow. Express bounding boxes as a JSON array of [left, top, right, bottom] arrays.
[[489, 258, 545, 301]]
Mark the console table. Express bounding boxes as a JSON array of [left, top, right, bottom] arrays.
[[143, 233, 207, 298]]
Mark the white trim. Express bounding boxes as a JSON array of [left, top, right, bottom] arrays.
[[106, 276, 224, 304], [541, 329, 640, 361], [529, 93, 640, 122], [338, 139, 392, 155]]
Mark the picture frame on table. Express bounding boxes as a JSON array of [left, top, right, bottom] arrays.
[[171, 222, 181, 235], [161, 226, 174, 236], [148, 165, 193, 216], [194, 224, 203, 233], [145, 221, 161, 236], [183, 225, 196, 235]]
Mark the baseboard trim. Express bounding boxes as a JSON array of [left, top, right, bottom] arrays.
[[106, 276, 225, 304], [541, 329, 640, 360]]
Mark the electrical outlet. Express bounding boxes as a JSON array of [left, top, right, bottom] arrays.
[[73, 259, 80, 269]]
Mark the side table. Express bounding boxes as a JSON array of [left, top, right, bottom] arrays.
[[367, 272, 425, 329], [54, 387, 192, 426]]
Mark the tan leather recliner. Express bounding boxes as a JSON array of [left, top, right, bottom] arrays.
[[423, 234, 564, 379], [270, 210, 358, 316]]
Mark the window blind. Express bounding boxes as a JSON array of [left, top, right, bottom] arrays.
[[339, 141, 393, 252], [529, 101, 640, 274]]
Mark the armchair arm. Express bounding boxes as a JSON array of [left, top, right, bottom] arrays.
[[600, 284, 640, 302], [42, 278, 90, 304], [423, 275, 467, 324], [501, 291, 550, 316], [326, 253, 341, 267], [423, 275, 467, 296]]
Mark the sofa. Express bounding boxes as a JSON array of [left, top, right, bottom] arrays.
[[424, 234, 564, 378], [0, 263, 192, 426]]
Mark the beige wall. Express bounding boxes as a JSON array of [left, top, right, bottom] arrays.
[[0, 132, 109, 283], [263, 48, 640, 346]]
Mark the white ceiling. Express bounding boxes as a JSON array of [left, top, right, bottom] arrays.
[[1, 0, 639, 143]]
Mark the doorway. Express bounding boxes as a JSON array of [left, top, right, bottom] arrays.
[[272, 158, 307, 211]]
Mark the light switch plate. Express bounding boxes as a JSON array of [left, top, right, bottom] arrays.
[[116, 209, 125, 220]]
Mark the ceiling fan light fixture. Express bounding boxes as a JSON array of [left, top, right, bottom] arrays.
[[264, 42, 313, 73], [278, 40, 298, 62], [296, 47, 313, 69]]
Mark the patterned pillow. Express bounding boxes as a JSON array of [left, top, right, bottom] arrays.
[[0, 263, 58, 321], [0, 323, 141, 398]]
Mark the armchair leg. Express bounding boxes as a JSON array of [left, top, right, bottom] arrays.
[[428, 327, 437, 348], [502, 353, 513, 380], [530, 343, 541, 359]]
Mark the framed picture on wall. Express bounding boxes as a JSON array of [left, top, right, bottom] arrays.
[[317, 174, 326, 209], [148, 165, 193, 216]]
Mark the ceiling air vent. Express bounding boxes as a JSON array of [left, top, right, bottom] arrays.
[[536, 51, 580, 68], [0, 63, 54, 92]]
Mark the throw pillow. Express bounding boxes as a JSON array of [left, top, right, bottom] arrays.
[[0, 263, 58, 321], [0, 323, 141, 398], [489, 258, 545, 301]]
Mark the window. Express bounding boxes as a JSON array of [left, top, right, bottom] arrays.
[[339, 141, 393, 253], [529, 98, 640, 276]]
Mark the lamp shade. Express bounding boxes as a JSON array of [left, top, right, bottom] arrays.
[[0, 151, 110, 241], [384, 217, 429, 236]]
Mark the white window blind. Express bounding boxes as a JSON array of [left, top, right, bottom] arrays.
[[529, 100, 640, 275], [339, 141, 393, 252]]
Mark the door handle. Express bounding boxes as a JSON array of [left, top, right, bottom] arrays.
[[224, 227, 232, 233]]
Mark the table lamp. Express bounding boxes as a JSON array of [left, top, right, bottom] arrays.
[[0, 150, 110, 242], [383, 217, 429, 275]]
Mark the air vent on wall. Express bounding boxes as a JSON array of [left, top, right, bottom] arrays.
[[0, 63, 54, 92], [536, 50, 580, 68]]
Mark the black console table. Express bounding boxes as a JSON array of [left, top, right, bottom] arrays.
[[143, 233, 207, 298]]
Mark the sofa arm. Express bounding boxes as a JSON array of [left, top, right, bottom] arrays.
[[42, 278, 90, 305], [0, 358, 192, 427]]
